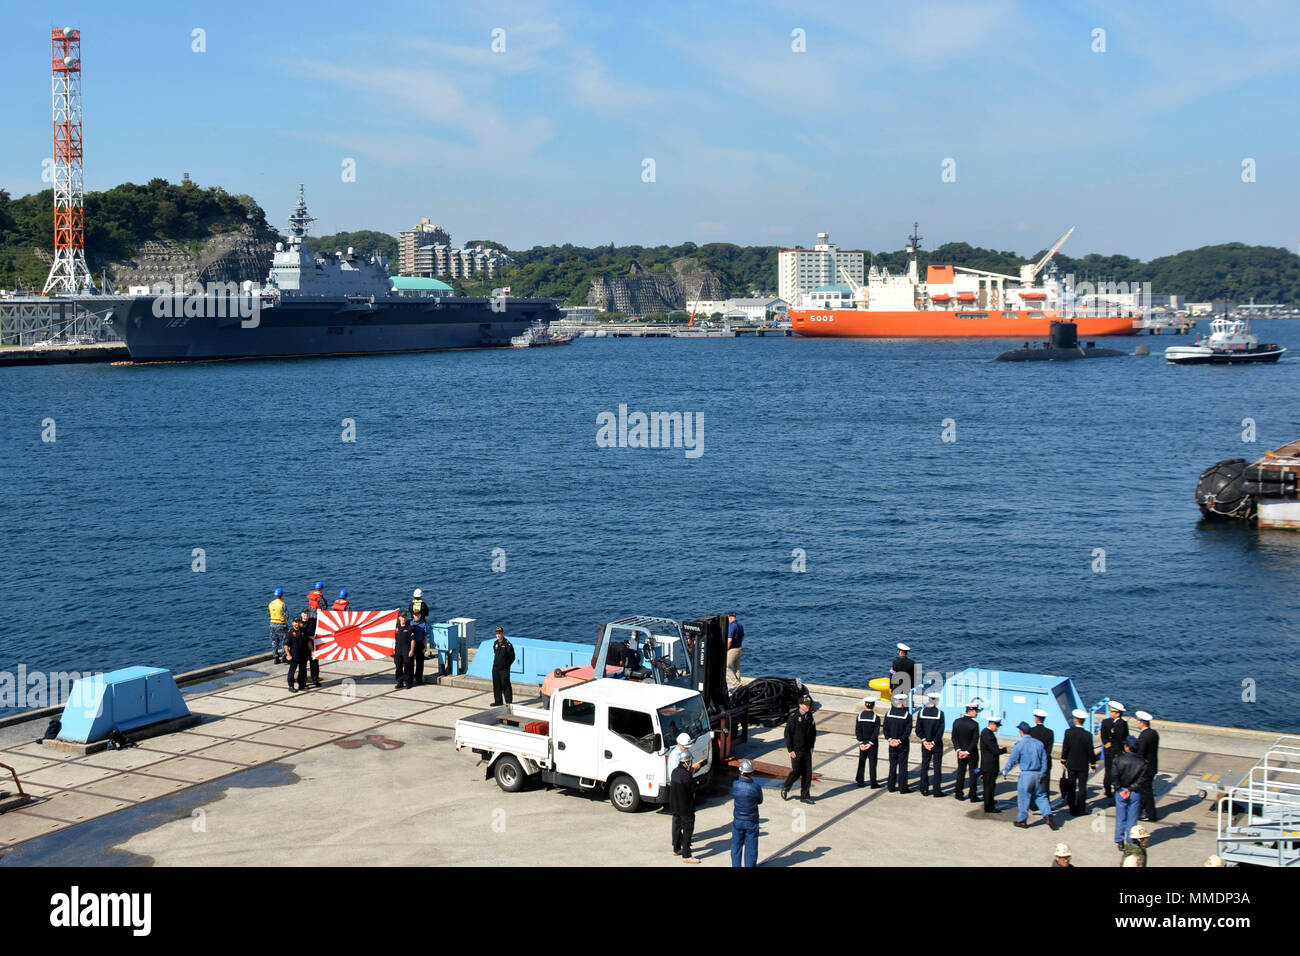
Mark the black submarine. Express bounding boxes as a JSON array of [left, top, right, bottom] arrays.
[[995, 321, 1126, 361]]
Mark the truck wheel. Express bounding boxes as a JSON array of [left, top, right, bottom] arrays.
[[608, 774, 641, 812], [494, 755, 525, 793]]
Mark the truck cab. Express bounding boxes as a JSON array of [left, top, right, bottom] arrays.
[[455, 678, 713, 812]]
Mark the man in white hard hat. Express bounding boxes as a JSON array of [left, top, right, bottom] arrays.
[[1121, 823, 1150, 867], [1051, 843, 1073, 867], [670, 750, 700, 863], [1134, 710, 1160, 822], [672, 732, 704, 773], [408, 588, 432, 662], [1059, 708, 1096, 816]]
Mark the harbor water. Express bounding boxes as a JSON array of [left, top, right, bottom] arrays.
[[2, 326, 1298, 728]]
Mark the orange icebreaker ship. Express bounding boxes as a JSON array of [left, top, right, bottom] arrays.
[[789, 225, 1137, 338]]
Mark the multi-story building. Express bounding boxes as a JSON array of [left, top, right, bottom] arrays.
[[777, 233, 865, 307], [399, 218, 514, 281], [398, 219, 451, 275]]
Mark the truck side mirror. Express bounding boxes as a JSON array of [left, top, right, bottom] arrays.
[[653, 733, 663, 752]]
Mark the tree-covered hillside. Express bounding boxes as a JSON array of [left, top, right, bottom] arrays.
[[0, 179, 267, 291], [309, 230, 398, 263]]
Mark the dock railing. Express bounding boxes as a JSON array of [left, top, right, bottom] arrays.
[[1216, 744, 1300, 866]]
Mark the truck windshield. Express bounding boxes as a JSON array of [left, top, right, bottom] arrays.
[[657, 696, 708, 742]]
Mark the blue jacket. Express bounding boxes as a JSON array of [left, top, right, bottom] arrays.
[[1004, 735, 1048, 776], [732, 775, 764, 823]]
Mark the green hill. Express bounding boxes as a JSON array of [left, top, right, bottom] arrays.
[[0, 178, 268, 291]]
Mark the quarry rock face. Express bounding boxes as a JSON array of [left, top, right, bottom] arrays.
[[104, 219, 280, 290], [586, 258, 724, 316]]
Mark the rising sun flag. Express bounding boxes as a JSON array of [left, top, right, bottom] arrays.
[[313, 608, 399, 662]]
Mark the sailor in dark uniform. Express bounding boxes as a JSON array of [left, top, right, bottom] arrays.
[[1099, 702, 1128, 798], [951, 702, 981, 801], [1135, 710, 1160, 822], [980, 715, 1008, 813], [1028, 708, 1055, 802], [889, 643, 916, 698], [1059, 708, 1096, 816], [915, 691, 945, 797], [883, 692, 913, 793], [854, 697, 882, 788], [491, 626, 516, 706]]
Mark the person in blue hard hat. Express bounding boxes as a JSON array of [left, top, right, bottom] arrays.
[[1003, 721, 1058, 830], [331, 589, 349, 612], [268, 588, 289, 664]]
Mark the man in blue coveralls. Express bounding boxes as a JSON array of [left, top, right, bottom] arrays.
[[1003, 721, 1058, 830], [730, 758, 763, 867]]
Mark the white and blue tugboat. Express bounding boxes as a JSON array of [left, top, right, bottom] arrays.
[[1165, 317, 1285, 365]]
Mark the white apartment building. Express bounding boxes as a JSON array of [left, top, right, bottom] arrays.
[[777, 233, 865, 307]]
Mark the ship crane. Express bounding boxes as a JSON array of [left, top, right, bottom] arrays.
[[839, 266, 869, 309], [1021, 226, 1074, 285]]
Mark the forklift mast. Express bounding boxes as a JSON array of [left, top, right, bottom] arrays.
[[682, 614, 730, 714]]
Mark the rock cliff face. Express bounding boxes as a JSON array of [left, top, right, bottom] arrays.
[[586, 258, 724, 315], [104, 218, 280, 290]]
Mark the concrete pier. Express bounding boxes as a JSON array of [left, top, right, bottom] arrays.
[[0, 655, 1280, 866]]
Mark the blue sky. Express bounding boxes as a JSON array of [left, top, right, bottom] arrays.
[[1, 0, 1298, 259]]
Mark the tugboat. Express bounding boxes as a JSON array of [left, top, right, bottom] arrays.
[[510, 320, 572, 348], [1196, 440, 1300, 528], [995, 321, 1125, 361], [1165, 317, 1285, 365]]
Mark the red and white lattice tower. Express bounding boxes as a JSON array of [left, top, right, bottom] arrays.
[[43, 27, 95, 295]]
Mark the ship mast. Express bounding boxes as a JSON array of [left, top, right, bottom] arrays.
[[905, 222, 922, 283]]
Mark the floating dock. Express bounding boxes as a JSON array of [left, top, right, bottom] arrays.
[[0, 653, 1291, 867]]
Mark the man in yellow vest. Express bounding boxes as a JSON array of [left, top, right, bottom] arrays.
[[268, 588, 289, 664]]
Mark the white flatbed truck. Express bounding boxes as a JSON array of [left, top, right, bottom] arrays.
[[454, 678, 713, 812]]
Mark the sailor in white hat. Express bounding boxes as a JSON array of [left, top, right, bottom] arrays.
[[1052, 842, 1073, 867], [951, 700, 982, 802], [1028, 708, 1055, 803], [1060, 708, 1096, 816], [916, 690, 945, 797], [1100, 700, 1129, 798], [1134, 710, 1160, 822], [883, 691, 914, 793], [854, 696, 882, 788], [979, 714, 1007, 812], [889, 643, 915, 698]]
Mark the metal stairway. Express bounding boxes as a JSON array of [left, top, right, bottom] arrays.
[[1216, 736, 1300, 866]]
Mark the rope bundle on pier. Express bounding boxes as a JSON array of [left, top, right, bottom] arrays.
[[729, 676, 815, 726]]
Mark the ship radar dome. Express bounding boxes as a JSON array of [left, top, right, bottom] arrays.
[[275, 242, 284, 252]]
